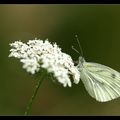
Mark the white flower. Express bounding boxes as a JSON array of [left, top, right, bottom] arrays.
[[9, 38, 80, 87]]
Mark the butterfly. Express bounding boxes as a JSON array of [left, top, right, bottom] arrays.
[[77, 56, 120, 102], [73, 35, 120, 102]]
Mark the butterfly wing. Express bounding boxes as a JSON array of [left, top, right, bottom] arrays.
[[80, 62, 120, 102]]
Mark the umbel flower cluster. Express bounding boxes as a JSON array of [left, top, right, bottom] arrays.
[[9, 38, 80, 87]]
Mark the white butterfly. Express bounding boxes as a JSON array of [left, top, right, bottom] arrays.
[[73, 35, 120, 102], [77, 56, 120, 102]]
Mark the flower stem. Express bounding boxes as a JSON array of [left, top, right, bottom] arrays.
[[24, 73, 45, 115]]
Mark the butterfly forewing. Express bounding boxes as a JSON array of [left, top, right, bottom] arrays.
[[80, 62, 120, 102]]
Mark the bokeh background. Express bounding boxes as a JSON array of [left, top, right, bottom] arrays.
[[0, 4, 120, 115]]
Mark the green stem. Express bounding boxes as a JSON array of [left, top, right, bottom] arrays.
[[24, 73, 45, 115]]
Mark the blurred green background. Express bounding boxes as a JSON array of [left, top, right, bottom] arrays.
[[0, 4, 120, 115]]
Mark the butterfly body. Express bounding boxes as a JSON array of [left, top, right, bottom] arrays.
[[77, 56, 120, 102]]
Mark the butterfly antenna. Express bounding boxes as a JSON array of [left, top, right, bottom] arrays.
[[75, 35, 84, 57], [72, 46, 80, 55]]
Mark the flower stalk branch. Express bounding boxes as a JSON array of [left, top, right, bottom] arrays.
[[24, 73, 45, 115]]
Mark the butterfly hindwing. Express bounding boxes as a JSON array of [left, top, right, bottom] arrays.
[[80, 62, 120, 102]]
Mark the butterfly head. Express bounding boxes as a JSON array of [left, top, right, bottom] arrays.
[[79, 56, 85, 64], [77, 56, 85, 71]]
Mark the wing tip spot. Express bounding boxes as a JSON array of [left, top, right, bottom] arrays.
[[111, 73, 116, 79]]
